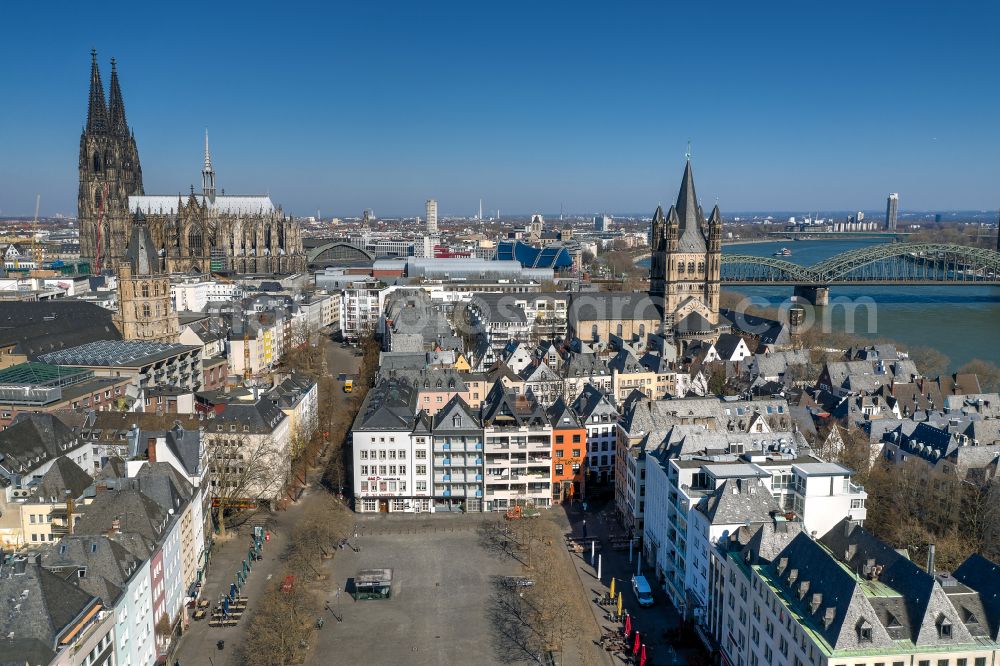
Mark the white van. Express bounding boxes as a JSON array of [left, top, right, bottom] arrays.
[[632, 574, 654, 607]]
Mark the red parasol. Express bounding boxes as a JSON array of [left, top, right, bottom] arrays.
[[633, 630, 641, 655], [624, 612, 632, 637], [640, 643, 647, 666]]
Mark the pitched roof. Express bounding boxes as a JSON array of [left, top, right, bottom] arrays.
[[669, 160, 708, 253], [123, 217, 159, 275], [698, 477, 780, 525], [547, 397, 582, 429], [35, 456, 93, 502], [74, 487, 171, 545], [0, 560, 100, 652], [0, 413, 81, 476]]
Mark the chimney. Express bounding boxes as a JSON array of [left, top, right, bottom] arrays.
[[927, 543, 936, 574], [111, 518, 121, 534], [810, 593, 823, 614], [147, 438, 157, 463], [823, 607, 836, 628]]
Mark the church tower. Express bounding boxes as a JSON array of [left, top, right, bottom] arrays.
[[648, 158, 723, 342], [114, 211, 179, 343], [79, 51, 143, 272]]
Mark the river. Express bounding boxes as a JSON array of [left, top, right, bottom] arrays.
[[639, 238, 1000, 370]]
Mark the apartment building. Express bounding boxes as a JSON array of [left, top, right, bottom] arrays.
[[548, 398, 586, 503], [342, 277, 385, 341], [431, 396, 485, 512], [714, 519, 1000, 666], [642, 427, 867, 623], [350, 378, 425, 513], [571, 383, 619, 485], [481, 382, 553, 511]]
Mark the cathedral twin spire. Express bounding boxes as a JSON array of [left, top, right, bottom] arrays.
[[86, 50, 129, 136]]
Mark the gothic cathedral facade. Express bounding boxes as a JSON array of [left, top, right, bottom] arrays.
[[649, 159, 724, 343], [78, 52, 306, 274]]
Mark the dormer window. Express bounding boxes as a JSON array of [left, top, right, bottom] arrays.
[[452, 415, 462, 428], [857, 619, 873, 642], [937, 615, 953, 638]]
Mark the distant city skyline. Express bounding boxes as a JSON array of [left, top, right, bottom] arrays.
[[1, 2, 998, 218]]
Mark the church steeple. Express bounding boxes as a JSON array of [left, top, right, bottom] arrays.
[[107, 57, 129, 136], [669, 160, 707, 253], [86, 49, 108, 134], [202, 129, 216, 202]]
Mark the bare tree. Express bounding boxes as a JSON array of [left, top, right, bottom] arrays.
[[207, 433, 287, 538]]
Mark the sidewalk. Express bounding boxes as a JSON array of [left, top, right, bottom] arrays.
[[171, 497, 308, 665], [563, 501, 694, 666]]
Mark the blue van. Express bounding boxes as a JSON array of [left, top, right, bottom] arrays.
[[632, 574, 654, 607]]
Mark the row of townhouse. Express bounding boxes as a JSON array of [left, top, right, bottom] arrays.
[[712, 516, 1000, 666], [0, 419, 210, 666], [350, 377, 588, 513], [615, 395, 798, 535], [642, 429, 867, 623]]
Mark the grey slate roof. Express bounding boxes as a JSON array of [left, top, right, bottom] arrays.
[[40, 534, 142, 608], [0, 301, 121, 360], [819, 519, 975, 647], [35, 456, 93, 502], [953, 554, 1000, 640], [698, 476, 781, 525], [123, 217, 159, 275], [0, 560, 100, 652], [570, 383, 618, 420], [0, 413, 81, 477], [74, 487, 171, 547], [432, 395, 481, 433], [668, 160, 708, 253]]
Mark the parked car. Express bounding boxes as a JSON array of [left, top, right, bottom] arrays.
[[632, 574, 654, 607]]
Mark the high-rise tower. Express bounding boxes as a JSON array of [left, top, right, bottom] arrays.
[[78, 51, 143, 272], [648, 159, 722, 342], [885, 193, 899, 231], [426, 199, 438, 234]]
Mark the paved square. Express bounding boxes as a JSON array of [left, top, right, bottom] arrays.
[[308, 521, 524, 665]]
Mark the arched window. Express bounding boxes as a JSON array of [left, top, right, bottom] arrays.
[[94, 189, 102, 209], [141, 283, 149, 298], [697, 262, 705, 273], [617, 323, 623, 337], [639, 324, 645, 337], [92, 152, 102, 172], [142, 304, 151, 318], [688, 261, 695, 273], [678, 262, 685, 273], [591, 324, 598, 340], [188, 227, 203, 255], [104, 149, 113, 170]]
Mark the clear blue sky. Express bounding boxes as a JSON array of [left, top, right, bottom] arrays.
[[1, 1, 998, 218]]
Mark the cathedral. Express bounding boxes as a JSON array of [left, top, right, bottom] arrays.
[[78, 52, 306, 274]]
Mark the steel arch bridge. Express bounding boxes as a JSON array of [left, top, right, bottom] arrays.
[[720, 243, 1000, 286]]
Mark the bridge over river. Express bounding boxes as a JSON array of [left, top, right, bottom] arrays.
[[720, 243, 1000, 304]]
